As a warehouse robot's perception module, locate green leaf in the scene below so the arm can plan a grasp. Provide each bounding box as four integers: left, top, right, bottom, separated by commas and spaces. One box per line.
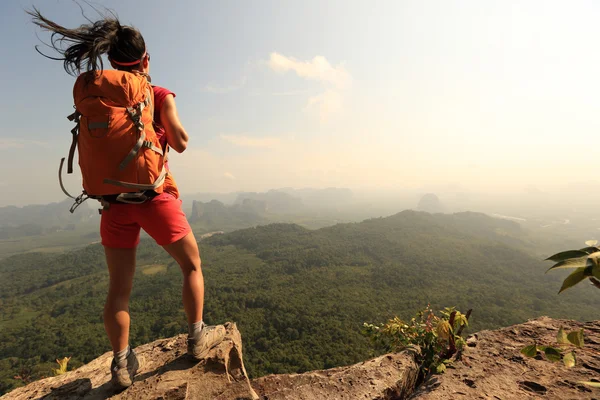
544, 346, 562, 362
436, 363, 447, 373
559, 267, 590, 293
546, 258, 587, 273
580, 246, 600, 254
593, 266, 600, 280
567, 329, 584, 348
563, 351, 576, 368
578, 381, 600, 388
557, 327, 569, 345
521, 344, 537, 357
587, 251, 600, 260
545, 250, 589, 262
454, 313, 469, 328
585, 252, 600, 279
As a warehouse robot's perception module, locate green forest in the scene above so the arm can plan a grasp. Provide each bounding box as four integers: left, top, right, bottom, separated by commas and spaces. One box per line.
1, 210, 598, 395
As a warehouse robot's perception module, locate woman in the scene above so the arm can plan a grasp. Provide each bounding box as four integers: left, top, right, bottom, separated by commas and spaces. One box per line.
28, 8, 225, 390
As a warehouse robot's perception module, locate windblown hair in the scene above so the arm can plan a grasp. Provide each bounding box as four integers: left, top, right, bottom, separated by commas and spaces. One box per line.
28, 6, 146, 77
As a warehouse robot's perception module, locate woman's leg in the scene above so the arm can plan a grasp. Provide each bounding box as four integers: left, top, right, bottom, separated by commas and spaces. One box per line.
162, 232, 203, 325
140, 193, 225, 359
163, 231, 225, 359
103, 246, 137, 353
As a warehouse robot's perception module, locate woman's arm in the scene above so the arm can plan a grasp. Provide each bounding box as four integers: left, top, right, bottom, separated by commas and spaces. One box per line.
160, 94, 189, 153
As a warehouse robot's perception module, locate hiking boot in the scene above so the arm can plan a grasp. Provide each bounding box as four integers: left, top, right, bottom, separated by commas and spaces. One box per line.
187, 324, 226, 360
110, 349, 139, 390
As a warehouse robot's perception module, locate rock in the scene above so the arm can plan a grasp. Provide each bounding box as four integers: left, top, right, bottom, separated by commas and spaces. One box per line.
409, 316, 600, 399
251, 351, 419, 400
4, 317, 600, 400
0, 322, 258, 400
466, 335, 477, 347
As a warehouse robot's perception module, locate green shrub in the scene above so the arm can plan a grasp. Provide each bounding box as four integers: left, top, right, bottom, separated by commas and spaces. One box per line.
363, 305, 471, 376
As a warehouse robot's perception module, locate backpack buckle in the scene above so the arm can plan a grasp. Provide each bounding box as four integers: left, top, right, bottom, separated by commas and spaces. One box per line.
116, 192, 150, 204
69, 192, 90, 214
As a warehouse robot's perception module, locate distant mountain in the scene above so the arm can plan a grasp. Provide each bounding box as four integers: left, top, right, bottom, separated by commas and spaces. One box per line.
181, 191, 241, 206
0, 199, 97, 240
417, 193, 444, 213
182, 188, 355, 215
276, 187, 354, 209
188, 199, 268, 231
0, 199, 96, 228
234, 190, 304, 214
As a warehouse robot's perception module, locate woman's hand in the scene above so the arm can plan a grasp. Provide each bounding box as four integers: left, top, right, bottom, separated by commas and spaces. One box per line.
160, 95, 189, 153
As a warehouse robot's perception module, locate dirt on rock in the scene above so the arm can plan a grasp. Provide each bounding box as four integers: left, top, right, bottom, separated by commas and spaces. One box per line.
251, 351, 419, 399
409, 316, 600, 400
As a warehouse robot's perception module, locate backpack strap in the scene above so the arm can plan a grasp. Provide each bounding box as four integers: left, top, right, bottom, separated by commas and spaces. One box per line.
59, 157, 92, 213
58, 157, 76, 199
66, 110, 81, 174
119, 130, 147, 170
118, 90, 163, 170
59, 109, 88, 214
103, 166, 168, 191
104, 85, 166, 191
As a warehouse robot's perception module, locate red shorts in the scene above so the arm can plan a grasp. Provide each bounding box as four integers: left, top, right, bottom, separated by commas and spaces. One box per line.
100, 192, 192, 248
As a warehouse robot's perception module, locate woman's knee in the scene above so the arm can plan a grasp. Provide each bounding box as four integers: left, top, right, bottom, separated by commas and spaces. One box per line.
180, 259, 202, 275
107, 283, 133, 302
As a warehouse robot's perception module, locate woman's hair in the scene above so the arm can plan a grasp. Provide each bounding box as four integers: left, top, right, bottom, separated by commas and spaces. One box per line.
28, 6, 146, 77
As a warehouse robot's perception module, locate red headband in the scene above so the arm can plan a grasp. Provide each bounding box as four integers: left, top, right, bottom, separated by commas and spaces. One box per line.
111, 51, 147, 66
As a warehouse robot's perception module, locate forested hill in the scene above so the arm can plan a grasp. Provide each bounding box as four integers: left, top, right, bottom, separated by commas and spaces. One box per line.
209, 210, 528, 259
1, 210, 598, 395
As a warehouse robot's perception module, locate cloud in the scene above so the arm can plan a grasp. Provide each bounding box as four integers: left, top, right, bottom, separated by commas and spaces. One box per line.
268, 53, 351, 89
267, 52, 351, 121
305, 90, 343, 122
220, 134, 282, 149
202, 76, 247, 94
224, 172, 236, 180
250, 89, 313, 97
0, 138, 49, 149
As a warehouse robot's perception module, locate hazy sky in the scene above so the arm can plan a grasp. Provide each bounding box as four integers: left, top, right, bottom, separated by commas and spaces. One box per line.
1, 0, 599, 207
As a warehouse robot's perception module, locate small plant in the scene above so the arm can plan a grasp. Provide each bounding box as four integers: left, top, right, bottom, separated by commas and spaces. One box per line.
363, 305, 472, 376
542, 241, 599, 387
52, 356, 71, 376
545, 240, 600, 293
13, 367, 34, 384
520, 327, 583, 367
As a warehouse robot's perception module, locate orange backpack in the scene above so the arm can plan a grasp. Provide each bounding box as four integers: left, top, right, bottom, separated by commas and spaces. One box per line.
59, 70, 168, 212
